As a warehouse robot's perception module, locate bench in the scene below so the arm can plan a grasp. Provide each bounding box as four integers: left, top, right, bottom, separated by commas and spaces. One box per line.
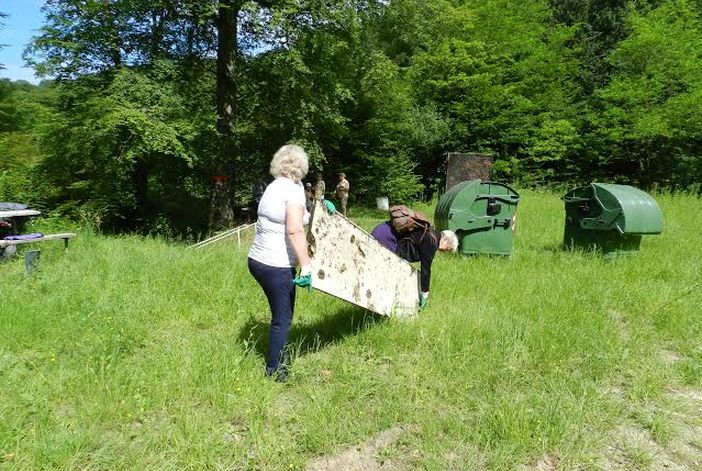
0, 232, 77, 257
0, 209, 41, 218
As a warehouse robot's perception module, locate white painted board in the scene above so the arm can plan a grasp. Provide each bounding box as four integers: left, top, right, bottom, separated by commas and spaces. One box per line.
0, 210, 41, 218
307, 202, 419, 317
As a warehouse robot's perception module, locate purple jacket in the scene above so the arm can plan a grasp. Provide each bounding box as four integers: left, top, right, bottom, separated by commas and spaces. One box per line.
3, 232, 44, 240
371, 221, 439, 293
371, 222, 397, 252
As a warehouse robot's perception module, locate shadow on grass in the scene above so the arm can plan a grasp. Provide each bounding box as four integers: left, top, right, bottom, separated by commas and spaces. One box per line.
543, 242, 612, 259
238, 306, 384, 360
542, 242, 568, 254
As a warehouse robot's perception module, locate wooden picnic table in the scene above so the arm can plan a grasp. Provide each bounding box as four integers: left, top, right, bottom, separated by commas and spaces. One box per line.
0, 209, 77, 258
0, 209, 39, 237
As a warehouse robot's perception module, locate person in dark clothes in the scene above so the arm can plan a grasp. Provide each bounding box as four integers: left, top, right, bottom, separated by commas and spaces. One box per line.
314, 173, 326, 201
371, 221, 458, 308
304, 182, 314, 212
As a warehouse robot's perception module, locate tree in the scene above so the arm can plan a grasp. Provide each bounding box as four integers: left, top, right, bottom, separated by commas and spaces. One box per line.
26, 1, 221, 231
406, 0, 581, 184
0, 79, 57, 204
234, 1, 432, 203
211, 0, 240, 228
208, 0, 376, 225
588, 0, 702, 187
26, 0, 218, 79
548, 0, 632, 94
0, 11, 6, 70
34, 63, 212, 231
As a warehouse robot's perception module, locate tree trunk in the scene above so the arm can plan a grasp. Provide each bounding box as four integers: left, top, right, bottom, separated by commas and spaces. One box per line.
131, 157, 149, 229
211, 0, 240, 229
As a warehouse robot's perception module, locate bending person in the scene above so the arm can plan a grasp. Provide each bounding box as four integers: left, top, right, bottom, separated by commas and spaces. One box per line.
248, 144, 311, 382
371, 219, 458, 309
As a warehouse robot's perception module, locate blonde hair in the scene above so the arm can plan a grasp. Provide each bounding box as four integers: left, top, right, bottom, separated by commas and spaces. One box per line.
440, 230, 459, 252
270, 144, 309, 183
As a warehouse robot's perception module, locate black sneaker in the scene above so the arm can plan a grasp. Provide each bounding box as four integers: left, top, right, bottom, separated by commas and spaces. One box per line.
265, 366, 289, 383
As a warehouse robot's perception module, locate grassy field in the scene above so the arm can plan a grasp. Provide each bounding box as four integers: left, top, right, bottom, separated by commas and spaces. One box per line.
1, 190, 701, 470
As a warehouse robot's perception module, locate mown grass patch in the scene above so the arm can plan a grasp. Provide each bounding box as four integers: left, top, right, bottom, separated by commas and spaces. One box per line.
1, 190, 700, 469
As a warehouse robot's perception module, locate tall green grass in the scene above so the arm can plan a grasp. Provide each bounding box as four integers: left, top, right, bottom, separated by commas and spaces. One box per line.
1, 190, 700, 469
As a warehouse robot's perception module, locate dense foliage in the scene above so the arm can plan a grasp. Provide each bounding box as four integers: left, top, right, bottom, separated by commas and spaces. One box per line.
1, 0, 701, 234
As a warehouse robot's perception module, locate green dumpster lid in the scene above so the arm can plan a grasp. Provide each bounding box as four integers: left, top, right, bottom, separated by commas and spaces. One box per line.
435, 179, 520, 232
565, 183, 663, 234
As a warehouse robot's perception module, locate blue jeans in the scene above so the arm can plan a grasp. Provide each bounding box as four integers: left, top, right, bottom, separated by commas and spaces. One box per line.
248, 257, 296, 374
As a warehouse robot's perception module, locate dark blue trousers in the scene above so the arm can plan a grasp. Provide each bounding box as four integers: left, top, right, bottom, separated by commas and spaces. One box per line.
248, 257, 296, 374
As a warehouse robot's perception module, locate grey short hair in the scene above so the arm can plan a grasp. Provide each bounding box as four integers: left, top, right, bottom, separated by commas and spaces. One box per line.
270, 144, 309, 183
440, 230, 459, 252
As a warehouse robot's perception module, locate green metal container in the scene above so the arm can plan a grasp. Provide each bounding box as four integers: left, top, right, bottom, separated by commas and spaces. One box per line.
435, 180, 520, 256
563, 183, 663, 258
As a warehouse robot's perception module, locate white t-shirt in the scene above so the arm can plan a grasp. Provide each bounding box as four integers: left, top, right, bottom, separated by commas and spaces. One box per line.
248, 177, 310, 268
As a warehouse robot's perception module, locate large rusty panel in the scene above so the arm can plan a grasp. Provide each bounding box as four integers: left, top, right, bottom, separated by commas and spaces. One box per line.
307, 203, 419, 317
445, 152, 493, 192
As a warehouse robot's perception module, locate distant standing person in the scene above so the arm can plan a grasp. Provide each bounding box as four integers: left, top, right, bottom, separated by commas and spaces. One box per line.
335, 172, 350, 216
252, 178, 268, 206
314, 173, 326, 201
251, 178, 268, 219
304, 182, 314, 212
248, 144, 312, 382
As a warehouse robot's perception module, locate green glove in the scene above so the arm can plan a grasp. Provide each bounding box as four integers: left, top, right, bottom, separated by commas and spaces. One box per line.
292, 265, 313, 292
322, 199, 336, 214
292, 273, 312, 292
419, 292, 429, 310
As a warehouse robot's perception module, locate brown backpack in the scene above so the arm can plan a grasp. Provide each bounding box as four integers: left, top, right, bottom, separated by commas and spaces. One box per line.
389, 205, 432, 235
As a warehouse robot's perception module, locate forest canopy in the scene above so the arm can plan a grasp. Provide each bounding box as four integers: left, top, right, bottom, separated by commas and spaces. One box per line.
1, 0, 701, 235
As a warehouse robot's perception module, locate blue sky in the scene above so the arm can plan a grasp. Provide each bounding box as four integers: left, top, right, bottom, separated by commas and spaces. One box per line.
1, 1, 44, 83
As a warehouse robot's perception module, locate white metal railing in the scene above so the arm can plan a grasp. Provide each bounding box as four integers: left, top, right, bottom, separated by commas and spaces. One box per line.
189, 223, 255, 250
